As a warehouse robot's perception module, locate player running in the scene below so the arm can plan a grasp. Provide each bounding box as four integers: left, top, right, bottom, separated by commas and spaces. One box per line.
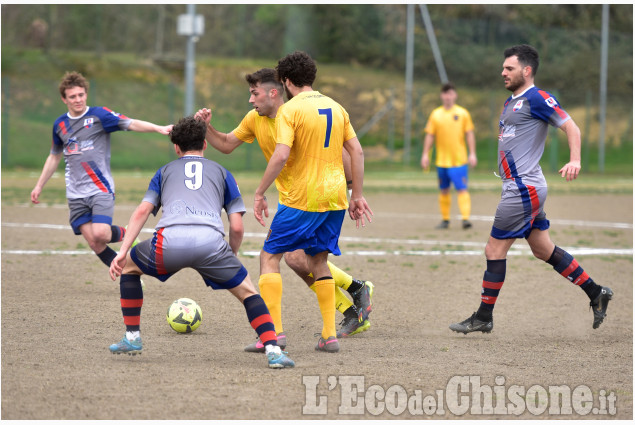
251, 51, 372, 352
195, 68, 374, 351
449, 44, 613, 334
31, 71, 173, 268
108, 116, 294, 369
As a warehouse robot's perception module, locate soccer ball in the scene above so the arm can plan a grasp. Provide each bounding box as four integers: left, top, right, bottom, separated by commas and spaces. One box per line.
166, 298, 202, 333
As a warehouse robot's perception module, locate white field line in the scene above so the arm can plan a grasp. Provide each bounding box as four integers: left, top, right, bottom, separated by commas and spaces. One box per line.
10, 203, 635, 229
2, 222, 632, 257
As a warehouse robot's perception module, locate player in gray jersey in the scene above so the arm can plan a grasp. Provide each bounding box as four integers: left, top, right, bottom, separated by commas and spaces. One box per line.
107, 116, 294, 368
449, 44, 613, 335
30, 71, 173, 268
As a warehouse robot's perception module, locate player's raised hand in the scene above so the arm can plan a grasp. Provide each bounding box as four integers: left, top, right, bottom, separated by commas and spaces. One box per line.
109, 252, 127, 281
253, 196, 269, 227
559, 160, 581, 181
195, 108, 212, 125
349, 197, 373, 229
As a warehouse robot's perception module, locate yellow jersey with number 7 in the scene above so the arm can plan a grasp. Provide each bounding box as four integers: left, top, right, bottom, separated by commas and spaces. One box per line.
275, 91, 356, 212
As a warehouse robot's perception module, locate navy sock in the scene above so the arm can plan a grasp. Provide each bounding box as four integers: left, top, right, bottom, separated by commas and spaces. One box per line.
476, 259, 506, 322
244, 294, 277, 347
110, 225, 125, 243
96, 246, 117, 267
547, 246, 602, 301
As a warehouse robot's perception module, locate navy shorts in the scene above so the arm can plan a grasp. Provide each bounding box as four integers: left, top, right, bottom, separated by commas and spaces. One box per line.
263, 204, 345, 256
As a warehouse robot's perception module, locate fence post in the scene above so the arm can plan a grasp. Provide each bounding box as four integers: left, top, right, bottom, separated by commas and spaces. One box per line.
2, 77, 9, 167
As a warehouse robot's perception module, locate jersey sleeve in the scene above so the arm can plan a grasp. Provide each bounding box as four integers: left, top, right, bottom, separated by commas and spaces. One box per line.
424, 110, 437, 135
142, 168, 163, 216
232, 110, 256, 144
96, 107, 132, 133
223, 170, 246, 216
532, 90, 571, 128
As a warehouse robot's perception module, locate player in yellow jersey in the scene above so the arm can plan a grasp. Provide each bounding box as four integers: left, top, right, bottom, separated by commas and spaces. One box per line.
421, 82, 477, 229
252, 51, 372, 353
194, 67, 374, 353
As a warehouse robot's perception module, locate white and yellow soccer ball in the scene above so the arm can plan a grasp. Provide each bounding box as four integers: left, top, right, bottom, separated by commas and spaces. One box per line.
167, 298, 202, 333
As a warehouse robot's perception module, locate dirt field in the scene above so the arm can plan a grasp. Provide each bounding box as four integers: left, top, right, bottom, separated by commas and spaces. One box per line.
1, 178, 632, 419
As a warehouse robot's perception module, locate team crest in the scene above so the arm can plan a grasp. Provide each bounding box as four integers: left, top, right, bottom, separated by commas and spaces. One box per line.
512, 100, 524, 111
544, 97, 558, 108
83, 118, 94, 128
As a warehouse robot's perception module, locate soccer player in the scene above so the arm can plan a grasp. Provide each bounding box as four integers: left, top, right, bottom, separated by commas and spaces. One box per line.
449, 44, 613, 334
30, 71, 173, 268
420, 82, 477, 229
195, 68, 374, 350
251, 51, 372, 353
108, 116, 294, 369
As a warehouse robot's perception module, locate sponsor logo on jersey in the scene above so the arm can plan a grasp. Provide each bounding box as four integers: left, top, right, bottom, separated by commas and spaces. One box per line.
83, 117, 94, 128
454, 115, 459, 121
65, 138, 81, 155
544, 97, 558, 108
512, 100, 524, 111
80, 139, 95, 152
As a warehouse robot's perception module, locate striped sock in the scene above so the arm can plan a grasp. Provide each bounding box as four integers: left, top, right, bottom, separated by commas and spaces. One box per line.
547, 246, 602, 301
119, 274, 143, 332
243, 294, 277, 347
476, 259, 506, 321
110, 225, 126, 243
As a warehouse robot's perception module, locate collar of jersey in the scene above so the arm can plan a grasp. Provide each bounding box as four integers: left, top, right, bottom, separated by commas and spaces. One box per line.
66, 106, 90, 120
511, 85, 535, 100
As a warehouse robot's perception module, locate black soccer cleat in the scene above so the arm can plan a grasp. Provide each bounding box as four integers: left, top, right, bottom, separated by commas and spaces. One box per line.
436, 220, 450, 229
449, 312, 493, 334
590, 286, 613, 329
462, 220, 473, 229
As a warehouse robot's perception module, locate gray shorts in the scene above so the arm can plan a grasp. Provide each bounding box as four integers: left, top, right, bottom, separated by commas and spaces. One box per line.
490, 181, 550, 239
130, 225, 247, 290
68, 193, 115, 235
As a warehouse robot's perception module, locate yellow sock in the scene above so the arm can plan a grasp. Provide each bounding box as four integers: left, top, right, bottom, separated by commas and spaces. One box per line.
311, 278, 336, 339
439, 192, 451, 221
457, 191, 471, 220
327, 261, 353, 290
258, 273, 283, 334
310, 283, 352, 315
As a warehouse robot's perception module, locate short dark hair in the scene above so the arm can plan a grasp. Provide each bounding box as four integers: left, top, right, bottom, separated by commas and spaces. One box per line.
59, 71, 89, 98
441, 82, 456, 93
245, 68, 283, 92
169, 116, 206, 152
275, 51, 317, 88
504, 44, 539, 77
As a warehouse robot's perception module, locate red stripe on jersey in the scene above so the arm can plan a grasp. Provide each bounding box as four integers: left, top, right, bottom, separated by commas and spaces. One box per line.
560, 260, 579, 279
59, 121, 68, 135
102, 106, 129, 120
499, 151, 512, 179
538, 90, 568, 120
121, 299, 143, 308
482, 280, 504, 290
259, 330, 277, 345
250, 313, 274, 330
123, 316, 141, 326
80, 162, 109, 193
155, 228, 167, 274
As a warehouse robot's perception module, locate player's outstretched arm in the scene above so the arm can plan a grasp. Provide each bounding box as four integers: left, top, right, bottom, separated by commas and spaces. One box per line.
228, 212, 245, 255
194, 108, 244, 154
128, 119, 174, 135
31, 152, 62, 204
558, 119, 582, 182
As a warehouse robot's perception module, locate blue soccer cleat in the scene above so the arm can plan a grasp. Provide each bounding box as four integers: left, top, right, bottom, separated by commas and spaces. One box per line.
109, 335, 143, 355
266, 349, 295, 369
